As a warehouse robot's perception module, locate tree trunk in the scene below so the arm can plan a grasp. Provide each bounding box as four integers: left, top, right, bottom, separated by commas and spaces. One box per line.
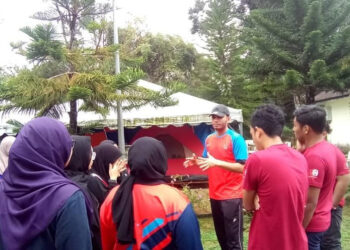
305, 86, 316, 104
69, 100, 78, 134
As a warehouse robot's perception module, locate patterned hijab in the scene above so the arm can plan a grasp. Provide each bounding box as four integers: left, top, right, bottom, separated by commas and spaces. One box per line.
112, 137, 168, 244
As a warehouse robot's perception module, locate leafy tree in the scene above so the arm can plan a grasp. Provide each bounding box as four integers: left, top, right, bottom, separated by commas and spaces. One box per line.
1, 2, 178, 133
240, 0, 283, 10
245, 0, 350, 105
104, 22, 199, 87
30, 0, 112, 132
188, 0, 264, 125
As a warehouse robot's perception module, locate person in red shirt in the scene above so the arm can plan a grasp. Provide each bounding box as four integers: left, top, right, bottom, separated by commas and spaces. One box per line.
243, 104, 308, 250
293, 105, 350, 250
185, 104, 248, 250
100, 137, 203, 250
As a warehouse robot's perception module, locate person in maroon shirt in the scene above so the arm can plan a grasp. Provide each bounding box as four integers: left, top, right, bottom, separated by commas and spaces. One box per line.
243, 104, 308, 250
293, 105, 350, 250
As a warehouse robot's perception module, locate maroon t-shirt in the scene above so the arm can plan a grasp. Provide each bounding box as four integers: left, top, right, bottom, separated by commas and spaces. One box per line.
243, 144, 308, 250
304, 140, 348, 232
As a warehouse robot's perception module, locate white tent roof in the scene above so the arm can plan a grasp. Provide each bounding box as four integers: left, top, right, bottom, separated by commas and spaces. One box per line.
0, 80, 243, 128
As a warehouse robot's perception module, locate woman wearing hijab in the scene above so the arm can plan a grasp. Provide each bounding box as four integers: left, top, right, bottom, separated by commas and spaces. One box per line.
0, 117, 92, 250
99, 139, 118, 148
99, 140, 129, 181
0, 136, 16, 178
89, 143, 126, 205
65, 135, 102, 250
100, 137, 203, 250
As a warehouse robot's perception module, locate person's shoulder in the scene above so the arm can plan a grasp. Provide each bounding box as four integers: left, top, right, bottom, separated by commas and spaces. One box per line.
68, 190, 85, 202
246, 151, 262, 165
58, 190, 85, 214
227, 129, 240, 137
305, 141, 333, 159
156, 184, 190, 203
227, 129, 245, 141
206, 132, 216, 140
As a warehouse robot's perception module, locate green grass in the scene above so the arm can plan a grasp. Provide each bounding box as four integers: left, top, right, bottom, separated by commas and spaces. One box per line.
342, 205, 350, 249
185, 187, 350, 249
199, 205, 350, 250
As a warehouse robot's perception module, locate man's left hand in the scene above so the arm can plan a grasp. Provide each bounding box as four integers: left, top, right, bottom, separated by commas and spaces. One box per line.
197, 153, 218, 171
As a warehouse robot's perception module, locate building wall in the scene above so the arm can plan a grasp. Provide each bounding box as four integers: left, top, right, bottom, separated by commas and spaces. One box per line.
320, 96, 350, 146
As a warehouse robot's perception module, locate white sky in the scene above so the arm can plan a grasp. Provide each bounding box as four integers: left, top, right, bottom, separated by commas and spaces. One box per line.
0, 0, 205, 126
0, 0, 203, 68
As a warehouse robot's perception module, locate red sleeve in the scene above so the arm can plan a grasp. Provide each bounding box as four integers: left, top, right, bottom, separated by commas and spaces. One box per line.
100, 187, 118, 250
306, 155, 325, 188
336, 149, 350, 176
243, 154, 260, 191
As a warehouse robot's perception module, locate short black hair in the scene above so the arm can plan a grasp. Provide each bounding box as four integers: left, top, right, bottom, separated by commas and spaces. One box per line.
251, 104, 285, 137
293, 105, 326, 133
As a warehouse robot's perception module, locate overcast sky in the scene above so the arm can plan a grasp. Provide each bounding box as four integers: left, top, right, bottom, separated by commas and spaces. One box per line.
0, 0, 202, 68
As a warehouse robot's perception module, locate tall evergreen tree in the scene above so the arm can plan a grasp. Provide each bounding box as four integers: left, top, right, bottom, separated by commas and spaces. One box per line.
32, 0, 112, 132
189, 0, 244, 104
1, 21, 177, 133
246, 0, 350, 105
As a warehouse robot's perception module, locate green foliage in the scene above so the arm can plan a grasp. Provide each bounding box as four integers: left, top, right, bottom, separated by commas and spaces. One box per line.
2, 1, 185, 134
246, 0, 350, 105
5, 119, 24, 134
188, 0, 267, 128
14, 24, 64, 63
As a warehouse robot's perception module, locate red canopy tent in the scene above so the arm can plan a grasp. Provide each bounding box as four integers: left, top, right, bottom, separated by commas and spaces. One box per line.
86, 123, 213, 176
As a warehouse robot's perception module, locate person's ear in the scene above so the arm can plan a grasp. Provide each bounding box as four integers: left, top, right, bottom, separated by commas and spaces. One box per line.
255, 127, 264, 139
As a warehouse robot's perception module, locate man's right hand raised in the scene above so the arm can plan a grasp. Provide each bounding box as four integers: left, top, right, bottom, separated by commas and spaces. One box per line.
183, 153, 198, 168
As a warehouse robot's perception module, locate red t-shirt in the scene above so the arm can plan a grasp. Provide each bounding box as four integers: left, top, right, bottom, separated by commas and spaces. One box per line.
304, 140, 349, 232
243, 144, 308, 250
203, 129, 248, 200
334, 148, 349, 207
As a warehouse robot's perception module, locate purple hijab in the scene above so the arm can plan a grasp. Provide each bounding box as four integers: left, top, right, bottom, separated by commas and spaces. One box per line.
0, 117, 88, 250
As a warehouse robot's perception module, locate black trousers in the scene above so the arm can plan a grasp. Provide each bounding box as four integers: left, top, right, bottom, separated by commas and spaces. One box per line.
321, 205, 343, 250
210, 198, 243, 250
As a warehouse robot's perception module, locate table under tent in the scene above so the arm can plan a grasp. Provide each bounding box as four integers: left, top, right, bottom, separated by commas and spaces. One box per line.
74, 80, 244, 187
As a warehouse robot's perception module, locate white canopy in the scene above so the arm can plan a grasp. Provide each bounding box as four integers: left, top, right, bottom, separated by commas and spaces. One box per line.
0, 80, 243, 128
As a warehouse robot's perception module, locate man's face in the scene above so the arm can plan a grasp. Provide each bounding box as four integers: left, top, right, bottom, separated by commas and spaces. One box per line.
211, 115, 229, 131
293, 117, 305, 143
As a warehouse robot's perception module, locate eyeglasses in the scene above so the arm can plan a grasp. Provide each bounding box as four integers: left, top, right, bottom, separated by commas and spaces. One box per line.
72, 140, 76, 148
91, 151, 96, 161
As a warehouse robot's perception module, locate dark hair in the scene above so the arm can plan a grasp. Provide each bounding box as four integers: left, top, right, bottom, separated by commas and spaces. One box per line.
229, 120, 240, 133
293, 105, 326, 133
251, 104, 285, 137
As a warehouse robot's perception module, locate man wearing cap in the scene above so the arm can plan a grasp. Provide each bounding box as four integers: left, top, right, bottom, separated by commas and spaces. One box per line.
185, 104, 248, 250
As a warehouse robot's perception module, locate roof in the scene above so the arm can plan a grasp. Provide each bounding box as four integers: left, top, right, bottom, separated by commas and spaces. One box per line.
60, 80, 243, 127
315, 90, 350, 102
0, 80, 243, 128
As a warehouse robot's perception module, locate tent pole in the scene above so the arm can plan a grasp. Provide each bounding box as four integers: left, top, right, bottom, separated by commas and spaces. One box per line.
113, 0, 125, 154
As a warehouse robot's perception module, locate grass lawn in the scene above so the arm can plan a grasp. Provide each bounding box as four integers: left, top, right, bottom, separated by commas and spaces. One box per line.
199, 204, 350, 250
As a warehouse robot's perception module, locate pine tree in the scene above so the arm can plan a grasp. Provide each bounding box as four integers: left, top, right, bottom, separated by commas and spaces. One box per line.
246, 0, 350, 105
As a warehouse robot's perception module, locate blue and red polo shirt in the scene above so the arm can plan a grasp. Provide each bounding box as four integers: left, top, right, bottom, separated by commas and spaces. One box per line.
203, 129, 248, 200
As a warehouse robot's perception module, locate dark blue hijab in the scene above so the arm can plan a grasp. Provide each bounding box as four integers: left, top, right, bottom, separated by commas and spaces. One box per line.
0, 117, 90, 250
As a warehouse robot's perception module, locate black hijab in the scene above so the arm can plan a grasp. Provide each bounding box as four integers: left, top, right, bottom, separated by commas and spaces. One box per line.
99, 140, 118, 147
112, 137, 168, 244
66, 136, 92, 179
91, 143, 122, 182
64, 135, 102, 250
